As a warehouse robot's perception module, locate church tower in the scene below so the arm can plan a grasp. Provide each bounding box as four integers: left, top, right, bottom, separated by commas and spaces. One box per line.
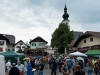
62, 4, 70, 28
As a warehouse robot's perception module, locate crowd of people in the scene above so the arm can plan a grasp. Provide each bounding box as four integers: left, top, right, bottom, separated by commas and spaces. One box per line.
5, 54, 100, 75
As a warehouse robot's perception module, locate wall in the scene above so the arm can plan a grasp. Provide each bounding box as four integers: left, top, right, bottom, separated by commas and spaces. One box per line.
0, 40, 7, 52
30, 42, 47, 49
77, 36, 100, 48
69, 47, 77, 50
7, 44, 13, 50
46, 49, 55, 54
15, 42, 27, 52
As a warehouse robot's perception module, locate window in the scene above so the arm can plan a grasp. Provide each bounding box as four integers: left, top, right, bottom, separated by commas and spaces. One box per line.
22, 46, 25, 48
90, 38, 93, 42
12, 49, 14, 51
93, 45, 98, 49
32, 43, 36, 46
8, 49, 10, 51
0, 48, 3, 52
91, 45, 98, 49
83, 46, 90, 49
0, 41, 4, 45
39, 43, 45, 46
16, 46, 20, 48
84, 40, 86, 43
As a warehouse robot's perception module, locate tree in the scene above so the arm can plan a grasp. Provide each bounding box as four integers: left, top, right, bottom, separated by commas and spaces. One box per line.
51, 23, 74, 53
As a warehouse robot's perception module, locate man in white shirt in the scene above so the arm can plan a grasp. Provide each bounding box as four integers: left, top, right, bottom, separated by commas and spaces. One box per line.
6, 60, 11, 72
16, 61, 24, 75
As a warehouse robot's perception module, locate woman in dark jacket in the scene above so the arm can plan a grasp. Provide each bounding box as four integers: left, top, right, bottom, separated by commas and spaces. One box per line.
74, 65, 85, 75
61, 60, 68, 75
9, 63, 19, 75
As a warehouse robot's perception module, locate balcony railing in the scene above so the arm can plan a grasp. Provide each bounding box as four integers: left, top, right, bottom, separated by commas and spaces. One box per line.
36, 46, 47, 48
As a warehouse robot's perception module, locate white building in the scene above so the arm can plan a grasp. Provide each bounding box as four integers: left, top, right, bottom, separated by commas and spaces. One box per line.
73, 31, 100, 52
0, 34, 15, 52
15, 40, 28, 52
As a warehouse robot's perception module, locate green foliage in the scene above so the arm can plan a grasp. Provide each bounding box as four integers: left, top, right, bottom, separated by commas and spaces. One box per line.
51, 23, 74, 53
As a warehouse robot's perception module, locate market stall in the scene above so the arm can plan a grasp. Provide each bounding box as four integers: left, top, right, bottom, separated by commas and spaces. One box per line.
0, 51, 25, 64
85, 50, 100, 55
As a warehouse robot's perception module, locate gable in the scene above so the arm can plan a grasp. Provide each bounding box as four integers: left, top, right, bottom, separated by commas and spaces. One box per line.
15, 40, 27, 47
30, 36, 48, 44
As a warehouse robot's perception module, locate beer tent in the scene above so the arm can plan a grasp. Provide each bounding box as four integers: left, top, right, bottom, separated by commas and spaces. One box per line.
0, 51, 25, 64
85, 50, 100, 55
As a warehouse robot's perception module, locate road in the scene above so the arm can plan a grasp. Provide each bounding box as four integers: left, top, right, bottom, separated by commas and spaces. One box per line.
34, 67, 95, 75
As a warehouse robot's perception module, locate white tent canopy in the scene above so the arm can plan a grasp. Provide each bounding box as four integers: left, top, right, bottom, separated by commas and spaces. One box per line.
0, 55, 5, 75
69, 51, 87, 57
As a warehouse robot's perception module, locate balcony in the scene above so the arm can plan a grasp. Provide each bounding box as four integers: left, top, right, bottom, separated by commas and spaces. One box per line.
36, 46, 47, 49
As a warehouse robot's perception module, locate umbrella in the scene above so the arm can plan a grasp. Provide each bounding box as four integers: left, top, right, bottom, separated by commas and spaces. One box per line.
23, 57, 30, 60
69, 51, 87, 57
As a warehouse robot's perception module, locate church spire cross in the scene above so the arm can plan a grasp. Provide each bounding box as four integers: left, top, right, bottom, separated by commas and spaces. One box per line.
62, 4, 69, 20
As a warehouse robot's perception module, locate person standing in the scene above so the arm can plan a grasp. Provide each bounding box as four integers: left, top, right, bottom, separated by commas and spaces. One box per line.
87, 60, 93, 75
42, 58, 46, 69
35, 58, 40, 74
6, 60, 11, 73
49, 59, 52, 69
9, 63, 19, 75
27, 63, 32, 75
61, 60, 68, 75
72, 62, 79, 75
58, 59, 63, 73
16, 61, 24, 75
51, 59, 57, 75
74, 65, 85, 75
66, 57, 73, 74
24, 59, 29, 75
39, 60, 44, 75
94, 60, 98, 75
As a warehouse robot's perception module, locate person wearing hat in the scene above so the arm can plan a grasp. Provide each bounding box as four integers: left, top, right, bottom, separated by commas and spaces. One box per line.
24, 59, 29, 75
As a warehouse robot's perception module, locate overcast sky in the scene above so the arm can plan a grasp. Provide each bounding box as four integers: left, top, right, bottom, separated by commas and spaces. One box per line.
0, 0, 100, 45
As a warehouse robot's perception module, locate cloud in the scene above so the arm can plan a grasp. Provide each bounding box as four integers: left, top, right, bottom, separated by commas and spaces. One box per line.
0, 0, 100, 45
